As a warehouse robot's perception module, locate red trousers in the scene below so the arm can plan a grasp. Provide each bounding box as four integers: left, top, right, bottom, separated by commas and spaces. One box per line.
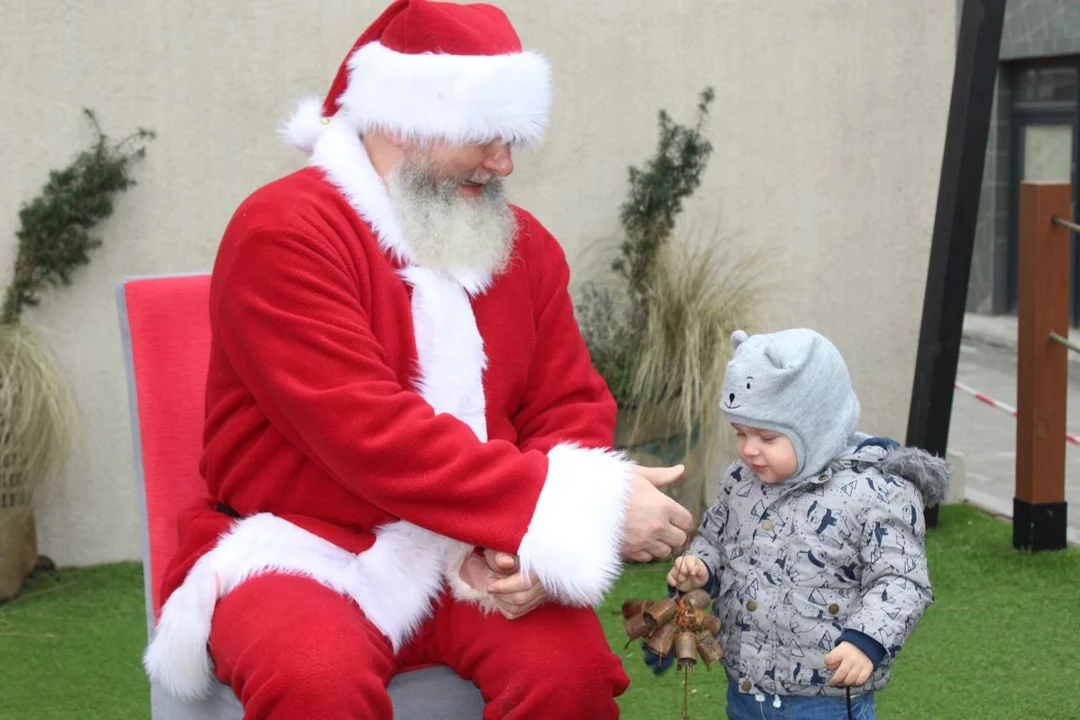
208, 573, 630, 719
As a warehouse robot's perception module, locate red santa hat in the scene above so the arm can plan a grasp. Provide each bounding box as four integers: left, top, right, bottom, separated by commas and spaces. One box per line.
281, 0, 552, 153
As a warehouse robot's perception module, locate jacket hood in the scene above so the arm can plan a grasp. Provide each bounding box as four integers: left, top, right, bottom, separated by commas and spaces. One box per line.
833, 440, 951, 507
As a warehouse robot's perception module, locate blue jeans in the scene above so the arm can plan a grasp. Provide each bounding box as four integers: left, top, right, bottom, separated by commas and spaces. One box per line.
726, 679, 876, 720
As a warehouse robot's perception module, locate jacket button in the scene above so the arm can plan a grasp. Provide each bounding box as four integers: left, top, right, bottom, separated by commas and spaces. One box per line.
746, 600, 757, 611
818, 473, 830, 482
828, 603, 840, 615
761, 519, 774, 531
740, 680, 752, 692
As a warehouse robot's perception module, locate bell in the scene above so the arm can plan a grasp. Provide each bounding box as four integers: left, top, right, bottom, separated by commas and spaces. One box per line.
621, 598, 652, 619
623, 613, 653, 642
645, 622, 678, 657
645, 597, 679, 626
682, 589, 712, 610
695, 631, 724, 668
700, 614, 722, 635
675, 631, 698, 668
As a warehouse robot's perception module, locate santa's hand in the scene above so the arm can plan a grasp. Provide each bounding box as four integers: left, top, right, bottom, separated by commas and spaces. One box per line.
458, 551, 496, 591
486, 569, 549, 620
621, 465, 693, 562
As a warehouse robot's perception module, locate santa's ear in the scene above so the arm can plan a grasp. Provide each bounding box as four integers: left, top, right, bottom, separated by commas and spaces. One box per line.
731, 330, 749, 350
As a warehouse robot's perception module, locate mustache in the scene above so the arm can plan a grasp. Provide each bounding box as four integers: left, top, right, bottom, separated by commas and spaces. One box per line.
417, 170, 504, 200
464, 171, 496, 185
405, 159, 497, 187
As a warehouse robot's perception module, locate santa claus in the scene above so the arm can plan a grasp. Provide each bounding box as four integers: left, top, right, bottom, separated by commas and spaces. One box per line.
144, 1, 692, 717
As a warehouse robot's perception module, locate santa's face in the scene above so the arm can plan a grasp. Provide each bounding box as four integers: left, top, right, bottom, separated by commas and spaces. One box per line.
386, 143, 518, 279
406, 138, 515, 199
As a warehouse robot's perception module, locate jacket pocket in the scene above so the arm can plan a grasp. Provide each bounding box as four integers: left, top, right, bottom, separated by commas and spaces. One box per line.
763, 586, 854, 690
787, 586, 856, 622
784, 585, 854, 655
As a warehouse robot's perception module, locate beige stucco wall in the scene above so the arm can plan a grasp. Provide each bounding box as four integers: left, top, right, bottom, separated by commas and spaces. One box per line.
0, 0, 955, 567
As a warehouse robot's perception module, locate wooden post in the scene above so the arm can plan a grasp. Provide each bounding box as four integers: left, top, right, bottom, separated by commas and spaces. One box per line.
1015, 181, 1071, 551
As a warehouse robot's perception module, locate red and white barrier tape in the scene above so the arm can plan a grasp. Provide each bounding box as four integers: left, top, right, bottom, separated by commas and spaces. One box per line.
954, 380, 1080, 446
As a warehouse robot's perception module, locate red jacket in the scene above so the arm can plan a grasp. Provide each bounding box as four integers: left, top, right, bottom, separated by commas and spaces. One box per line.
146, 128, 632, 701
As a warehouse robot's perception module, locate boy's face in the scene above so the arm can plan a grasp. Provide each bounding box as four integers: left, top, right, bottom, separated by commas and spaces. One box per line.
732, 423, 798, 485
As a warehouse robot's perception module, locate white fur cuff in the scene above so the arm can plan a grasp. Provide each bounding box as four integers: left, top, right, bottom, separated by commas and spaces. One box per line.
517, 443, 632, 606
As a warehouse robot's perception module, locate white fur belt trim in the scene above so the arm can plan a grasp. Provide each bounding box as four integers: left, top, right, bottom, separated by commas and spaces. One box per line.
144, 516, 458, 700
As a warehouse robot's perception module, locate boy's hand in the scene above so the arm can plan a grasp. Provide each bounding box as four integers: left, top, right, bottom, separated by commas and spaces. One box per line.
824, 642, 873, 687
483, 549, 518, 575
487, 568, 550, 620
464, 549, 550, 621
665, 555, 709, 591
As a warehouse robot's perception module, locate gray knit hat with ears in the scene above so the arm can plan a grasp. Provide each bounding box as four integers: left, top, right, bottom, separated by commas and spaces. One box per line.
721, 328, 860, 482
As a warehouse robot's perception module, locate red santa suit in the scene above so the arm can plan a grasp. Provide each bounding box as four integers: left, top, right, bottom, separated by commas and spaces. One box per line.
143, 2, 634, 717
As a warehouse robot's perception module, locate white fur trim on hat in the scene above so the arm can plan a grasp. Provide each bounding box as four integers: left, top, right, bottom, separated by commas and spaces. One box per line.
282, 41, 551, 153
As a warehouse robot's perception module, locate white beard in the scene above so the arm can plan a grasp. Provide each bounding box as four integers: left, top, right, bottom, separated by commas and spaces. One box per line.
385, 159, 517, 281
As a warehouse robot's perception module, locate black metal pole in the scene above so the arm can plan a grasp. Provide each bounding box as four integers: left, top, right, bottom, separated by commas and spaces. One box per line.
905, 0, 1006, 528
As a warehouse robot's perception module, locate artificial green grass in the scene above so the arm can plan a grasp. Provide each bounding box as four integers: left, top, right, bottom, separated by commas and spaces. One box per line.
604, 504, 1080, 720
873, 505, 1080, 719
2, 504, 1078, 719
0, 561, 148, 720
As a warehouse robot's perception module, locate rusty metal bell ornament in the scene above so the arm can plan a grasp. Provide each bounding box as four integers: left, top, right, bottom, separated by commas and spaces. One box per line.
622, 590, 725, 720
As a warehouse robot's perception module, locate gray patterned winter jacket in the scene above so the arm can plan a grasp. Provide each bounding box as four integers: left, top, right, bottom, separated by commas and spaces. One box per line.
686, 441, 949, 698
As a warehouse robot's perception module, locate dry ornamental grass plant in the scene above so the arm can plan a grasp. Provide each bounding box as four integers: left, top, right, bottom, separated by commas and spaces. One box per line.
629, 241, 763, 471
576, 89, 762, 527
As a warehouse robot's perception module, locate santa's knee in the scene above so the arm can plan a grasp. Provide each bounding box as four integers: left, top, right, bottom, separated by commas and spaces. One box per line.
210, 580, 394, 719
511, 634, 628, 710
231, 636, 393, 719
561, 647, 627, 693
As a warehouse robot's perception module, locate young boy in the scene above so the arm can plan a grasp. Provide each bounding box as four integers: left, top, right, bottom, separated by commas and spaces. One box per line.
645, 328, 949, 719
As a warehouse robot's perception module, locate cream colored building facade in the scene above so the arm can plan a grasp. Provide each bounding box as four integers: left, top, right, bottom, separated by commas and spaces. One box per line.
0, 1, 956, 567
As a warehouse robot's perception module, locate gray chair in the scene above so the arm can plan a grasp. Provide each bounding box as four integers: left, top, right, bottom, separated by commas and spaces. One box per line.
117, 273, 485, 719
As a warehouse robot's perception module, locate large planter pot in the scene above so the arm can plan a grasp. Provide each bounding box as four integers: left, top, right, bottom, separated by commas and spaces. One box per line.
614, 405, 712, 544
0, 473, 37, 601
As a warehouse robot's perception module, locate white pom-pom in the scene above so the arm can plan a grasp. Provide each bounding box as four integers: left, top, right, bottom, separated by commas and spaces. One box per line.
278, 97, 328, 153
